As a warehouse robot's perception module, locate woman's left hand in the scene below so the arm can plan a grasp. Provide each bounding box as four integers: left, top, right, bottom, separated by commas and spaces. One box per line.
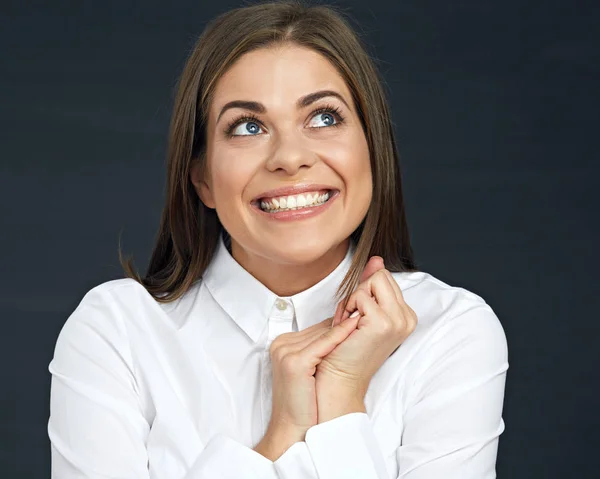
315, 257, 418, 404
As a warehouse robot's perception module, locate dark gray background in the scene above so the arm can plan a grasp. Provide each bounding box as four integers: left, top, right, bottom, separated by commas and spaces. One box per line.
1, 0, 598, 477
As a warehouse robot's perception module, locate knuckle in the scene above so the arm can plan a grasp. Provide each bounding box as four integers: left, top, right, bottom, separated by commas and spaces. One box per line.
405, 308, 418, 326
269, 334, 283, 349
379, 269, 388, 280
394, 320, 408, 335
280, 352, 301, 373
270, 330, 295, 349
353, 283, 368, 297
356, 288, 370, 300
375, 319, 393, 335
408, 315, 418, 333
269, 346, 282, 362
320, 328, 334, 340
269, 341, 288, 361
370, 270, 386, 283
399, 310, 418, 335
269, 335, 281, 350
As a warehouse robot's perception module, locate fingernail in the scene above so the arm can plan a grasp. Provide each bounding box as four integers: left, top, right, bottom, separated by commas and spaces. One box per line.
349, 310, 360, 319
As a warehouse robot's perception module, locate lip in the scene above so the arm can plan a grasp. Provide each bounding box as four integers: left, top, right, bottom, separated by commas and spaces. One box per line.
252, 183, 339, 202
251, 190, 340, 222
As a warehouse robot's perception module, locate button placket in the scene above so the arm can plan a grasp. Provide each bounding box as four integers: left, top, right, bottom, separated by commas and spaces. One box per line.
266, 298, 294, 346
262, 298, 295, 431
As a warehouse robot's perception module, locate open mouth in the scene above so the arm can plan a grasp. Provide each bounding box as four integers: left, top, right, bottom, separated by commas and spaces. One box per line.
255, 189, 335, 213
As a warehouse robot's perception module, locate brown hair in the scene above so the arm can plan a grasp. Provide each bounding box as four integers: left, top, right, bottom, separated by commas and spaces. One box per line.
119, 0, 419, 305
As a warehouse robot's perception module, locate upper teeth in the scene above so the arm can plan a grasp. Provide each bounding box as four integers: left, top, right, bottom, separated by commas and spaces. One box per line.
260, 191, 331, 211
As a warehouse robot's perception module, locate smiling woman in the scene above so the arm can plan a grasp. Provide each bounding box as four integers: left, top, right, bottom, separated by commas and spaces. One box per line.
47, 1, 508, 478
190, 44, 374, 293
121, 0, 419, 304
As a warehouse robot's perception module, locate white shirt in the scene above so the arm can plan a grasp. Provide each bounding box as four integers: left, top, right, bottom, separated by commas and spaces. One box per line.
48, 235, 508, 478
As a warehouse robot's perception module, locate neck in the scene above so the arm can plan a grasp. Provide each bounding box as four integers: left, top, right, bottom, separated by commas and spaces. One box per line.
230, 238, 350, 297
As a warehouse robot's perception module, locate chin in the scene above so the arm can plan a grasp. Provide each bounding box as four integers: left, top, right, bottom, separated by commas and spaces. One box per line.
255, 235, 344, 267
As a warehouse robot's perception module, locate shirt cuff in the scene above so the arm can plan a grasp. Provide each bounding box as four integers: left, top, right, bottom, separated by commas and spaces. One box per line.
186, 433, 278, 479
304, 412, 389, 479
273, 441, 318, 478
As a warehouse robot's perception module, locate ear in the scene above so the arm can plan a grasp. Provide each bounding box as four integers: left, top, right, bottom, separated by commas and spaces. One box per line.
190, 161, 216, 209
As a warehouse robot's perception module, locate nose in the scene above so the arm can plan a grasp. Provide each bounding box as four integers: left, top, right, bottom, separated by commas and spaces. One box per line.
264, 133, 318, 175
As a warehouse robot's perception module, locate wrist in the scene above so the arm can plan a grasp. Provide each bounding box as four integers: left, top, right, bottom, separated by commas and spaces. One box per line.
317, 391, 366, 424
254, 424, 306, 462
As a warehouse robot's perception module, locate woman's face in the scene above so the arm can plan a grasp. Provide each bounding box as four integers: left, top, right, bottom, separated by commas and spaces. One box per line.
192, 44, 372, 268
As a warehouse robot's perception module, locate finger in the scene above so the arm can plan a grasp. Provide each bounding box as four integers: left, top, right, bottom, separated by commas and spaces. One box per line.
359, 256, 385, 283
342, 288, 382, 320
331, 300, 345, 328
380, 272, 417, 332
344, 270, 398, 319
338, 279, 373, 323
369, 270, 402, 313
333, 255, 390, 325
276, 317, 331, 347
382, 269, 405, 304
354, 272, 416, 335
332, 299, 351, 327
280, 314, 357, 354
336, 258, 385, 324
300, 315, 361, 363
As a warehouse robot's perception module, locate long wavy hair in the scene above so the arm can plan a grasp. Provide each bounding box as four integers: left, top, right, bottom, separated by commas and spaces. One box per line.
119, 0, 419, 305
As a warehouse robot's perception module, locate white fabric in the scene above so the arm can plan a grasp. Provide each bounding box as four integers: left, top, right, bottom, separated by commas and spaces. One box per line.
48, 234, 508, 478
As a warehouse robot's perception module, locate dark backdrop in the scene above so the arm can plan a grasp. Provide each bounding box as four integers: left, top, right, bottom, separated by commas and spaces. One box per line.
1, 0, 598, 477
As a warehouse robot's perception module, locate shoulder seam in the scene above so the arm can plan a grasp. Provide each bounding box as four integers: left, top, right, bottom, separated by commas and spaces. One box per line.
77, 283, 145, 409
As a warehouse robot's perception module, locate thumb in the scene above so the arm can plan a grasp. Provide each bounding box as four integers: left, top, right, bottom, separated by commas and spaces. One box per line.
359, 256, 385, 283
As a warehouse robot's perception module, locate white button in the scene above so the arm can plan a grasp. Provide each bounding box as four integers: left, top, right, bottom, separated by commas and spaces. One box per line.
275, 299, 288, 311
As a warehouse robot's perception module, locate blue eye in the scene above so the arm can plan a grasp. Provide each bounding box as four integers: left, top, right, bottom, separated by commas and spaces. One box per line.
309, 112, 336, 128
224, 104, 345, 138
228, 119, 263, 137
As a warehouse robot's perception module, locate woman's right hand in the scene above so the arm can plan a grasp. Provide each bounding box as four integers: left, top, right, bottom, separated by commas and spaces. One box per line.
258, 257, 385, 460
265, 314, 361, 443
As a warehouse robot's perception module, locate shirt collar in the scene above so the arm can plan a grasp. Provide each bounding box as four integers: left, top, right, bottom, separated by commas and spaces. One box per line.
202, 233, 355, 343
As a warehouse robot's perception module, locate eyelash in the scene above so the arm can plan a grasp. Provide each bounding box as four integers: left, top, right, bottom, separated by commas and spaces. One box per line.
224, 103, 345, 138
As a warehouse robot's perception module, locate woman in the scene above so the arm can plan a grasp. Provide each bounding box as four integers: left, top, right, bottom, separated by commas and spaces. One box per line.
47, 1, 508, 477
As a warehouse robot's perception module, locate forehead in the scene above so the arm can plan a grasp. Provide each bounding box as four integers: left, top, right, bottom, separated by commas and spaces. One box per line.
210, 45, 351, 111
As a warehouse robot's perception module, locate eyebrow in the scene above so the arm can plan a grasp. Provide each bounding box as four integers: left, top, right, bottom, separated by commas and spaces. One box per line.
215, 89, 351, 124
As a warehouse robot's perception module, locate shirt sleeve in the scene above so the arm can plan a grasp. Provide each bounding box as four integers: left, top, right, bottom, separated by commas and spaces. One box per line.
272, 303, 508, 479
48, 296, 278, 479
396, 303, 508, 478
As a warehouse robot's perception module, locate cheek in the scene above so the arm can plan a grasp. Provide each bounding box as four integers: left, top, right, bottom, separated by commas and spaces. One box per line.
328, 135, 372, 191
210, 150, 258, 207
345, 137, 372, 215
